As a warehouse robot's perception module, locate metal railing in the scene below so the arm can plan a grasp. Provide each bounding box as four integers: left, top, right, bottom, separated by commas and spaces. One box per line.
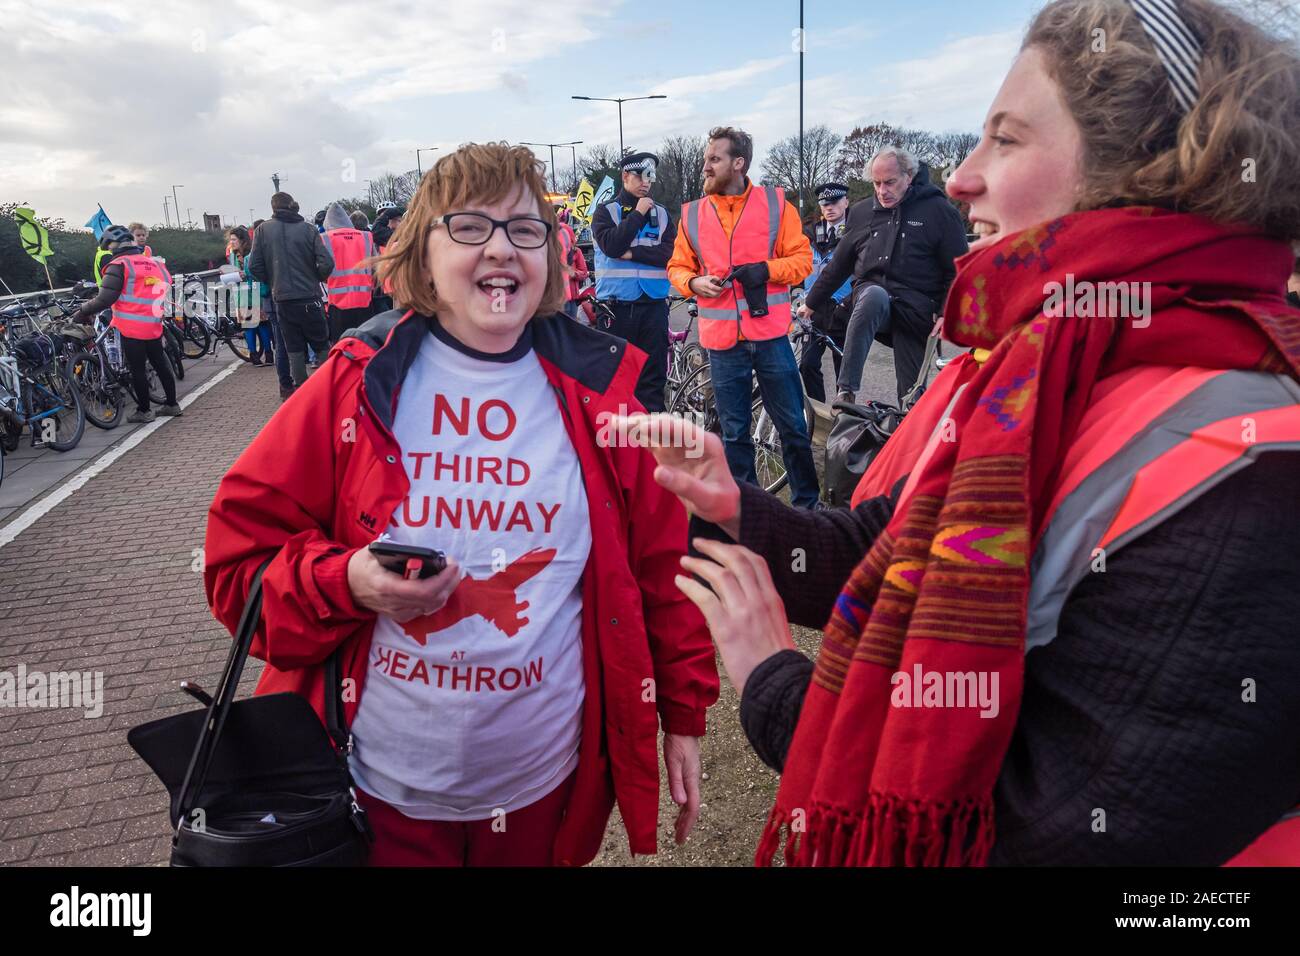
0, 268, 225, 305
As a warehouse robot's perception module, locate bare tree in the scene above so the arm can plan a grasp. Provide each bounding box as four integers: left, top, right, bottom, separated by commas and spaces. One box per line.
368, 170, 420, 206
930, 132, 977, 171
837, 123, 946, 180
577, 144, 623, 189
655, 135, 707, 213
758, 124, 842, 214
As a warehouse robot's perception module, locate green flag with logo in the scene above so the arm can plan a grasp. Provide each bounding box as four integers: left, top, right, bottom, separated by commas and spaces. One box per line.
14, 208, 54, 263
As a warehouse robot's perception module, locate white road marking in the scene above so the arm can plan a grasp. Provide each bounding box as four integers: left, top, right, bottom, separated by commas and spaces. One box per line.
0, 358, 244, 551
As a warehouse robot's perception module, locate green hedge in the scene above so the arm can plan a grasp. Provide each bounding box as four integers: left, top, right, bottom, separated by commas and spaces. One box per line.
0, 218, 228, 294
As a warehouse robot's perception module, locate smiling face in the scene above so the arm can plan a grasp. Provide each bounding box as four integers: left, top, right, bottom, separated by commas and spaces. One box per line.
424, 184, 549, 353
947, 46, 1085, 253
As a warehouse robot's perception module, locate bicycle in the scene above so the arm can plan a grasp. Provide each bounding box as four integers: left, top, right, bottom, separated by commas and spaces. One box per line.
0, 323, 85, 453
163, 273, 258, 364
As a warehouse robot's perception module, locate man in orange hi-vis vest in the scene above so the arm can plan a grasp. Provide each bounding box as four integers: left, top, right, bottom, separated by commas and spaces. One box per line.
321, 203, 377, 343
668, 126, 820, 508
75, 224, 180, 423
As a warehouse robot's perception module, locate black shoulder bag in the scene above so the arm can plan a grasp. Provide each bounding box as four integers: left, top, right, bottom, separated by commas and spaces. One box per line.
127, 562, 373, 866
823, 318, 944, 508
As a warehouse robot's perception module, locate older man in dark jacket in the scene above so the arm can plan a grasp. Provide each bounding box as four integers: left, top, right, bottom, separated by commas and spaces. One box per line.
803, 148, 968, 406
249, 191, 334, 389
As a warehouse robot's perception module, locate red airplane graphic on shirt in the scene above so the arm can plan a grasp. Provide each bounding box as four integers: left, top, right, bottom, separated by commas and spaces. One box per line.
400, 547, 557, 644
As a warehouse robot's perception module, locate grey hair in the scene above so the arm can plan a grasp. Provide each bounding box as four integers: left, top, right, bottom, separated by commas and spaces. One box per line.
869, 146, 918, 178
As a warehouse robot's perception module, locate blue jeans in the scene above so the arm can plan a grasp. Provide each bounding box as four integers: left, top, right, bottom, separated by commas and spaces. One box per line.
708, 337, 820, 508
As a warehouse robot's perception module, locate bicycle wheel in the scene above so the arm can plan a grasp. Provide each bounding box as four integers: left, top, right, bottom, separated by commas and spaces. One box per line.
221, 319, 254, 363
750, 390, 816, 497
28, 364, 85, 451
667, 364, 719, 434
163, 323, 186, 380
70, 349, 125, 430
145, 361, 168, 406
751, 395, 788, 495
181, 315, 211, 359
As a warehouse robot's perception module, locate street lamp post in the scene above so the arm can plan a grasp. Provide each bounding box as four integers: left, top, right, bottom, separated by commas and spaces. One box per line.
416, 147, 439, 178
162, 196, 171, 229
171, 185, 184, 229
570, 95, 666, 159
186, 208, 194, 230
519, 141, 583, 192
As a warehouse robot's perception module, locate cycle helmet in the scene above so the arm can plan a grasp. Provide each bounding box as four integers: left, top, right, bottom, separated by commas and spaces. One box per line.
376, 200, 398, 212
99, 224, 135, 251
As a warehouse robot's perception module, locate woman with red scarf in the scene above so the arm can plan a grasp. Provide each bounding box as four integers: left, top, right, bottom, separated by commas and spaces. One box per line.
631, 0, 1300, 866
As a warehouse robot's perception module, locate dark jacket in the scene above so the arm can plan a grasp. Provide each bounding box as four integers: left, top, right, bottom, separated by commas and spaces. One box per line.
248, 210, 334, 303
591, 188, 677, 268
806, 165, 968, 336
76, 244, 142, 319
720, 448, 1300, 865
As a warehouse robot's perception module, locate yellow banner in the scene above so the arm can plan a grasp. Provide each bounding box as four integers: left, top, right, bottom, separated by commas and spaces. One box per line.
572, 178, 595, 223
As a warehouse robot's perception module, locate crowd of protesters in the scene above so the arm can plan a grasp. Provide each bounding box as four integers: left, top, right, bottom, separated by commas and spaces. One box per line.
201, 0, 1300, 869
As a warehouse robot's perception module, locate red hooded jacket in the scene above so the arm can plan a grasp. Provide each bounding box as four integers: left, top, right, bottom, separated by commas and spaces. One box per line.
203, 309, 719, 865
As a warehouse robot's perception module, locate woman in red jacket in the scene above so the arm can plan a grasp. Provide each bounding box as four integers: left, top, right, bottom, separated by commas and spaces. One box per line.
203, 142, 718, 867
638, 0, 1300, 866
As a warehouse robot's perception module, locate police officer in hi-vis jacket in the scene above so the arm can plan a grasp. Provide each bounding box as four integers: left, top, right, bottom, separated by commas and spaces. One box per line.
591, 151, 677, 412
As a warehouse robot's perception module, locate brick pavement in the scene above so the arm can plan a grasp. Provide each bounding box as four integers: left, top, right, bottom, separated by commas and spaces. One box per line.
0, 362, 282, 865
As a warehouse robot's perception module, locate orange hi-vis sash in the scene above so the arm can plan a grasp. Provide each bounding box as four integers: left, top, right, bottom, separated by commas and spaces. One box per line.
681, 186, 793, 350
108, 253, 171, 340
324, 228, 376, 309
851, 359, 1300, 864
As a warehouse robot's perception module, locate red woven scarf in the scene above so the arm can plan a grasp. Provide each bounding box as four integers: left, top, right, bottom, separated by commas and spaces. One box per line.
757, 207, 1300, 866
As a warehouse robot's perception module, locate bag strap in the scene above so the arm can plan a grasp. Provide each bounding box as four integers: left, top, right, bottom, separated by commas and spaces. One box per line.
174, 558, 349, 827
900, 314, 944, 412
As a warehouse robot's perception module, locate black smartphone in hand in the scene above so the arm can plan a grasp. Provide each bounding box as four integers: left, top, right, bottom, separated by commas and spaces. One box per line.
368, 542, 447, 580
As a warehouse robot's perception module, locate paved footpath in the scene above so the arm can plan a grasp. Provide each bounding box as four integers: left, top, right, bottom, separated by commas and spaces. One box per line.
0, 361, 281, 865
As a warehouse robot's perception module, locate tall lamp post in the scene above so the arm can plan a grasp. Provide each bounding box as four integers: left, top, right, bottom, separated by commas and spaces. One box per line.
570, 94, 666, 158
162, 196, 171, 228
416, 147, 439, 178
519, 141, 583, 192
798, 0, 805, 216
171, 185, 184, 229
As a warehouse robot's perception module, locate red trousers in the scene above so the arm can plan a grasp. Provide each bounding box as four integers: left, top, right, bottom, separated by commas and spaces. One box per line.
357, 773, 576, 867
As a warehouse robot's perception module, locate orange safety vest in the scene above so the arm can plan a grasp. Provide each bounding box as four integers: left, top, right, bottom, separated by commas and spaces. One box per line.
681, 186, 793, 350
853, 358, 1300, 864
108, 253, 171, 340
324, 228, 376, 309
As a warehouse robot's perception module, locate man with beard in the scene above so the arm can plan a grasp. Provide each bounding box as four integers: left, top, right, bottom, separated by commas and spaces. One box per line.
668, 126, 819, 508
591, 151, 677, 411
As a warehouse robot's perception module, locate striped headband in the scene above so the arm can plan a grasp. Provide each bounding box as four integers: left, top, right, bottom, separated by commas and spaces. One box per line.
1129, 0, 1203, 114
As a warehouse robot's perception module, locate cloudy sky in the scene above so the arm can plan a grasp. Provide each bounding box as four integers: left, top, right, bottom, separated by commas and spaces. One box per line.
0, 0, 1043, 230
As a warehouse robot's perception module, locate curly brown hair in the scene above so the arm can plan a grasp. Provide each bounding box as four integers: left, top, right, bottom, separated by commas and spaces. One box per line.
1024, 0, 1300, 240
373, 143, 565, 317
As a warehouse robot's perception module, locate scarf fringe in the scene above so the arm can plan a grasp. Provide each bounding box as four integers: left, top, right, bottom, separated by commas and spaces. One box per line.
756, 794, 996, 867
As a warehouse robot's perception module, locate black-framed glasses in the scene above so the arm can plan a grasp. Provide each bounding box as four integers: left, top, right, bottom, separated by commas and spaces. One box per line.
432, 213, 552, 249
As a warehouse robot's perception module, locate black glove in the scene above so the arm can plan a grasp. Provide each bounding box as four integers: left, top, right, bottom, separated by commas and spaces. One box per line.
729, 261, 769, 288
729, 262, 770, 318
